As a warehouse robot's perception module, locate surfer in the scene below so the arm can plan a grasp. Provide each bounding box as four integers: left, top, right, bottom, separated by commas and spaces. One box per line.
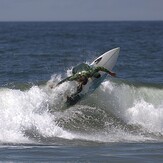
64, 63, 116, 102
53, 47, 120, 107
63, 63, 116, 105
54, 63, 116, 105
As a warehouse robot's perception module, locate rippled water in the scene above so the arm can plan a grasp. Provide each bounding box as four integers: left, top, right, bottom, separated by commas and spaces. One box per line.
0, 22, 163, 162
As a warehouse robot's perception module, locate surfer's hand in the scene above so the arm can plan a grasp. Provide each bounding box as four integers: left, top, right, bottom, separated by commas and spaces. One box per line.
109, 72, 116, 77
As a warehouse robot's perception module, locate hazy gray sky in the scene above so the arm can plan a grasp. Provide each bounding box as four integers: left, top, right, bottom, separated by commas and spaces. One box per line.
0, 0, 163, 21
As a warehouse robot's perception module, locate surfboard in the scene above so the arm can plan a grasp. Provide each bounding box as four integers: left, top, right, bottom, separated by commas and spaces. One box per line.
91, 47, 120, 71
62, 47, 120, 107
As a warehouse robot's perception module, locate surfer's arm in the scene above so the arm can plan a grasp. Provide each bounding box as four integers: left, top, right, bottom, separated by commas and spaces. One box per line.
68, 74, 81, 81
56, 76, 73, 86
57, 74, 82, 86
95, 67, 116, 77
108, 71, 116, 77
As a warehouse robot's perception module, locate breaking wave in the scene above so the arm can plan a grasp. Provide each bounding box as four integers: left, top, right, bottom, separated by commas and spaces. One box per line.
0, 74, 163, 144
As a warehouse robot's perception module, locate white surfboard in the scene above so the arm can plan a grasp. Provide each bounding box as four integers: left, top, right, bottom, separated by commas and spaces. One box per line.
65, 47, 120, 107
91, 47, 120, 71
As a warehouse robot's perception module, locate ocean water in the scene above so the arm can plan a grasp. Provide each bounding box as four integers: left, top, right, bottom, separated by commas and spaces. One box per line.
0, 21, 163, 162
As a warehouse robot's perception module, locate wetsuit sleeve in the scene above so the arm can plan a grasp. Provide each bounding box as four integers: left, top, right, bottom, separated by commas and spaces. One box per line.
56, 76, 72, 86
56, 73, 81, 86
68, 74, 81, 81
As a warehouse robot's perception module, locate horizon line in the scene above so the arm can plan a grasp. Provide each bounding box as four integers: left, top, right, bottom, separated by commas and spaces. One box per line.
0, 20, 163, 23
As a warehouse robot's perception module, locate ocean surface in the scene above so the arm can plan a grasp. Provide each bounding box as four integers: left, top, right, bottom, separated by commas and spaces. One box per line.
0, 21, 163, 162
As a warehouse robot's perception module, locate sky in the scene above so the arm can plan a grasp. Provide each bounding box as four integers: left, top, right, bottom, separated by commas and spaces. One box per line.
0, 0, 163, 21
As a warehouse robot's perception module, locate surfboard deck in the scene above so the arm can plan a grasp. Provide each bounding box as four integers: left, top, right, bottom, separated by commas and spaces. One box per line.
59, 47, 120, 108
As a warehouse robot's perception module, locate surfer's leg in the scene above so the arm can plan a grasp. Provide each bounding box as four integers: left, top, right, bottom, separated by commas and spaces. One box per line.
76, 84, 83, 93
66, 94, 81, 106
65, 83, 83, 106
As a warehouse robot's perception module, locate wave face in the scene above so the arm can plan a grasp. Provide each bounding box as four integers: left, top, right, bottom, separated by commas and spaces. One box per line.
0, 75, 163, 144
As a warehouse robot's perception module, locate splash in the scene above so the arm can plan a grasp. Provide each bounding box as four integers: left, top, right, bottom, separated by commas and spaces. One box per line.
0, 75, 163, 144
0, 85, 74, 144
96, 79, 163, 135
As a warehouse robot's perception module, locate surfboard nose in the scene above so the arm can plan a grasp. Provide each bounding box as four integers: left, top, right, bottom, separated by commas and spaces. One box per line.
113, 47, 120, 54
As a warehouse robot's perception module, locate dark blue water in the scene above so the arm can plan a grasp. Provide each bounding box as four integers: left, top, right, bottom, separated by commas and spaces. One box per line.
0, 22, 163, 162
